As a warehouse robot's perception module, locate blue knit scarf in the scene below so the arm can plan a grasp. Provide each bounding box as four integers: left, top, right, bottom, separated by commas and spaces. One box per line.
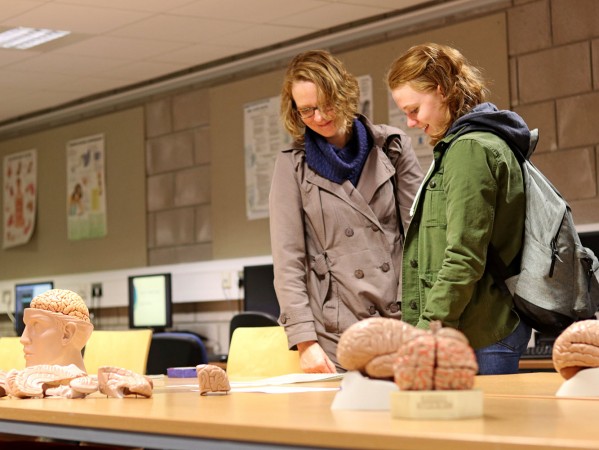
304, 119, 371, 186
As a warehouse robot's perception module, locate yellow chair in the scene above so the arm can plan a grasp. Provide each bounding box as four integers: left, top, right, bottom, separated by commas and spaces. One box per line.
226, 326, 302, 381
83, 329, 153, 375
0, 337, 26, 371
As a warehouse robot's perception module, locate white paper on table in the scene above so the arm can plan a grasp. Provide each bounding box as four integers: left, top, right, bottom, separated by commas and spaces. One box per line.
231, 386, 339, 394
229, 372, 343, 388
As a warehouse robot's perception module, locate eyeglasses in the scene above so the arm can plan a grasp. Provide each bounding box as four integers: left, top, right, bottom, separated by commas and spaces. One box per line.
296, 105, 332, 120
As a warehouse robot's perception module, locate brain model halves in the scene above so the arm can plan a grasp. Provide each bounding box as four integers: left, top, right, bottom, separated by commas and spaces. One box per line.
196, 364, 231, 395
0, 365, 153, 399
337, 318, 478, 390
553, 320, 599, 380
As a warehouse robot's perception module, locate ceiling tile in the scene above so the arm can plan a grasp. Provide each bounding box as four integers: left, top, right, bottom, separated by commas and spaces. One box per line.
53, 36, 188, 60
171, 0, 330, 24
55, 0, 194, 13
7, 53, 129, 76
273, 3, 388, 28
2, 3, 152, 34
99, 60, 190, 82
150, 43, 246, 66
109, 14, 251, 43
213, 24, 316, 49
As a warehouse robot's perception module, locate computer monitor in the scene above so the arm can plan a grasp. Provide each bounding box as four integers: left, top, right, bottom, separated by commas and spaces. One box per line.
128, 273, 172, 332
242, 264, 280, 318
579, 230, 599, 256
14, 281, 54, 336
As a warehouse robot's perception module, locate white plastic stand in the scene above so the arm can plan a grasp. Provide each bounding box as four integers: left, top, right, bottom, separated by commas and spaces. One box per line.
330, 371, 398, 410
556, 367, 599, 397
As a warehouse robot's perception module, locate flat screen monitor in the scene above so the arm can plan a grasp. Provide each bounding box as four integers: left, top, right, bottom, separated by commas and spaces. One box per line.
580, 231, 599, 256
128, 273, 172, 331
242, 264, 280, 319
14, 281, 54, 336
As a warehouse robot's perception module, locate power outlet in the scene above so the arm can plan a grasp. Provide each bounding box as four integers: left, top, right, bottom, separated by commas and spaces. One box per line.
221, 273, 232, 289
91, 283, 103, 297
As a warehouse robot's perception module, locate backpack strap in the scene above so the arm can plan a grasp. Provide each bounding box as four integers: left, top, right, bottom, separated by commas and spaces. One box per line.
439, 125, 521, 297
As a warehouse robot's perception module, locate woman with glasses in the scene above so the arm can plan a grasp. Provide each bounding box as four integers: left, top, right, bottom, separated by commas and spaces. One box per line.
269, 50, 423, 373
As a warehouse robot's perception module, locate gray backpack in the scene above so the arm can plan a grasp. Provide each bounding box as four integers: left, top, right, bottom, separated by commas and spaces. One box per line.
486, 129, 599, 334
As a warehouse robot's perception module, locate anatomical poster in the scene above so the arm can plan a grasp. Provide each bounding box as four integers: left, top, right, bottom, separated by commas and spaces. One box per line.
3, 149, 37, 249
66, 133, 107, 240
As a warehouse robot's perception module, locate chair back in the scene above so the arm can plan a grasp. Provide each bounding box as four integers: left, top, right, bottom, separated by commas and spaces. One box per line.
0, 337, 25, 371
226, 326, 302, 381
83, 329, 153, 375
146, 331, 208, 375
229, 311, 279, 343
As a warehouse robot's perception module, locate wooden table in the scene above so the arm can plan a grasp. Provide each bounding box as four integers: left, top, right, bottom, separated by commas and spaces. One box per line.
1, 372, 599, 450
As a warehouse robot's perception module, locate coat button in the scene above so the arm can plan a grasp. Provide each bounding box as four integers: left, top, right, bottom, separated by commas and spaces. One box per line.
345, 227, 354, 237
368, 305, 376, 315
381, 262, 390, 272
354, 269, 364, 279
409, 300, 418, 310
429, 180, 436, 188
371, 225, 379, 232
281, 315, 288, 324
389, 302, 399, 313
410, 259, 418, 268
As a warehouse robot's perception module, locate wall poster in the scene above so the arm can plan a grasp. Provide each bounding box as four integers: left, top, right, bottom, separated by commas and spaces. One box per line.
244, 96, 291, 220
66, 133, 107, 240
3, 149, 37, 249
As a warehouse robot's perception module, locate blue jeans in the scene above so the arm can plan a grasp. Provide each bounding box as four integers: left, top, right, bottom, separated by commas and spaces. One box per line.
474, 320, 532, 375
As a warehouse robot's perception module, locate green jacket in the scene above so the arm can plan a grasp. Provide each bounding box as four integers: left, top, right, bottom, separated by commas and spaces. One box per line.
401, 131, 525, 349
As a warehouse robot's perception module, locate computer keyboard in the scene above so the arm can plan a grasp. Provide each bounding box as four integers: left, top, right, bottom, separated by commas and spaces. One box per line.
521, 344, 554, 359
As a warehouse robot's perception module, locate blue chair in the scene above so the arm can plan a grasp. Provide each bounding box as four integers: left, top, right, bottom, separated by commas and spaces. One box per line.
145, 331, 208, 375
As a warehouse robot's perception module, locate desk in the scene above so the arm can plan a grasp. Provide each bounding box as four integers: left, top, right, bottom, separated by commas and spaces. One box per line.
1, 373, 599, 450
519, 358, 555, 371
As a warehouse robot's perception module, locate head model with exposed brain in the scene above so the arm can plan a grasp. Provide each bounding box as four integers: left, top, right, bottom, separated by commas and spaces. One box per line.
20, 289, 94, 371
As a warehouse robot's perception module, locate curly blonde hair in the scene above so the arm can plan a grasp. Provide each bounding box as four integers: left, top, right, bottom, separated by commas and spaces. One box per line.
386, 43, 489, 145
280, 50, 359, 142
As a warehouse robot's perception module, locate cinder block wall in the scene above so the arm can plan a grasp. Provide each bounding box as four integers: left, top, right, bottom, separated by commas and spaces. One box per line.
144, 0, 599, 269
509, 0, 599, 224
145, 89, 213, 266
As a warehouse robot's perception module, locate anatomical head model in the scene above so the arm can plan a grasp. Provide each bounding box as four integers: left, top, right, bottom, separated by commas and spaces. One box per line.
20, 289, 94, 371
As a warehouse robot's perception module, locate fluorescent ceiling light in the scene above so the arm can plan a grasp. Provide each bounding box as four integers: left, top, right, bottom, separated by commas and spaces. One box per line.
0, 27, 70, 50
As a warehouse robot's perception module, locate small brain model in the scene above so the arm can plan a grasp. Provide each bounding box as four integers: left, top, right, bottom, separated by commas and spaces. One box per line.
196, 364, 230, 395
552, 320, 599, 380
336, 317, 419, 379
97, 366, 153, 398
393, 321, 478, 390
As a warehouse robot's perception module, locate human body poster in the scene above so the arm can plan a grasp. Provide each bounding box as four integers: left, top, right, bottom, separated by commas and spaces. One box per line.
3, 149, 37, 248
66, 134, 107, 240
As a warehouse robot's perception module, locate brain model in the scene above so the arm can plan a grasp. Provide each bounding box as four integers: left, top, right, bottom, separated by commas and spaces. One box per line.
31, 289, 91, 322
393, 321, 478, 390
196, 364, 230, 395
337, 317, 419, 379
553, 320, 599, 380
0, 365, 153, 399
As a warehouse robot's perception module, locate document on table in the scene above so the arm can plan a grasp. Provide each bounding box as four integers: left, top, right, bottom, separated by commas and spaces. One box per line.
166, 373, 343, 394
230, 372, 343, 387
229, 373, 343, 393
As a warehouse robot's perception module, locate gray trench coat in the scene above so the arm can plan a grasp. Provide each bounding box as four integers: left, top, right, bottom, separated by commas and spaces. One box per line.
269, 115, 423, 368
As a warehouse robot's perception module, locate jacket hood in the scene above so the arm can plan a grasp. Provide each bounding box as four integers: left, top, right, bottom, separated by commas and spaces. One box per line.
446, 103, 531, 157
